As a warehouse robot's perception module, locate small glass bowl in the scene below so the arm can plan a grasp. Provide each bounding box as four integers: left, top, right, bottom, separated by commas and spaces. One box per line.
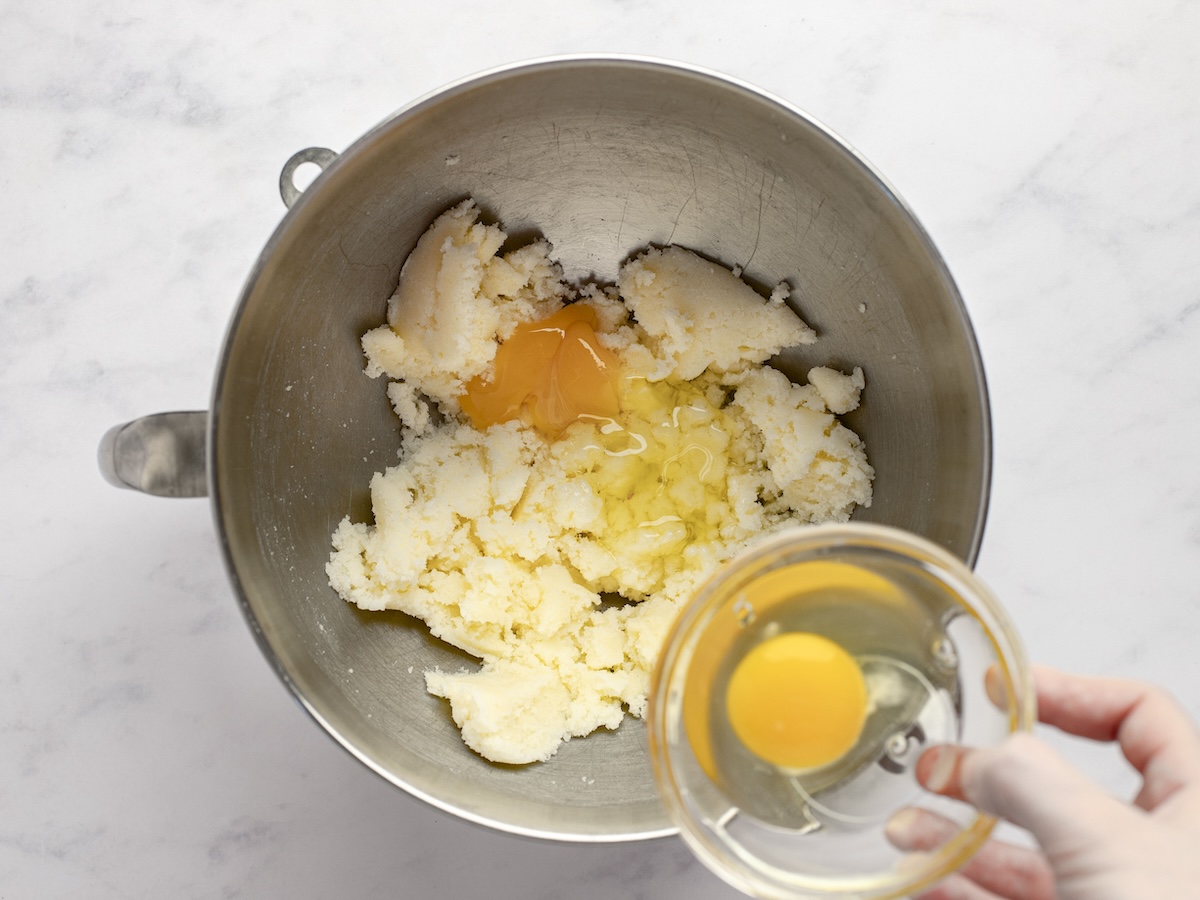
647, 523, 1034, 899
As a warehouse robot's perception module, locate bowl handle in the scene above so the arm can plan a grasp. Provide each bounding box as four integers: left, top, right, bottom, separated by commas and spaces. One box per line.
98, 412, 208, 498
279, 147, 339, 209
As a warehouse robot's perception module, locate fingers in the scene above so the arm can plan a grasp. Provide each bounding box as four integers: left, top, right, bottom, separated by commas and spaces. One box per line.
1028, 665, 1200, 809
915, 735, 1142, 859
910, 872, 1008, 900
886, 807, 1056, 900
1031, 665, 1193, 745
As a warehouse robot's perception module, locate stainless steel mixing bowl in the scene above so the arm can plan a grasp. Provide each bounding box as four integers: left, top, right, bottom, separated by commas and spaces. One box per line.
99, 56, 990, 842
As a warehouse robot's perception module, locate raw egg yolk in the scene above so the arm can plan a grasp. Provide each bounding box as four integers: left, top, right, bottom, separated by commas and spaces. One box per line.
725, 632, 867, 771
459, 305, 620, 438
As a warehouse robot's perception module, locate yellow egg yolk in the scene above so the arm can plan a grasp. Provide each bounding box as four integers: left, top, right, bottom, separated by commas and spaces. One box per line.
725, 632, 868, 771
459, 305, 621, 437
683, 561, 906, 780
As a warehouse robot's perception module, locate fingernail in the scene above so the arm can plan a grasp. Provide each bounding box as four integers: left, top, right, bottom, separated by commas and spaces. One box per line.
985, 666, 1009, 709
920, 746, 958, 794
883, 807, 920, 843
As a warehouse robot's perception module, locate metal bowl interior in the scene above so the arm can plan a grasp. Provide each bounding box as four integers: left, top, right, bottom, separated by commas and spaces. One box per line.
210, 56, 990, 842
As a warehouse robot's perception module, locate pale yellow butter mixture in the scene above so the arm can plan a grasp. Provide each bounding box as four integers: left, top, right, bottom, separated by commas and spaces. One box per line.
327, 200, 874, 764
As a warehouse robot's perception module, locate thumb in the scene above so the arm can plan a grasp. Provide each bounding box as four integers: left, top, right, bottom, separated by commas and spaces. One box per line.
918, 734, 1140, 858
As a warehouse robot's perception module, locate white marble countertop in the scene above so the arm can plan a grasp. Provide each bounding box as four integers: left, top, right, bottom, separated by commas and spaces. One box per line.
3, 1, 1199, 897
